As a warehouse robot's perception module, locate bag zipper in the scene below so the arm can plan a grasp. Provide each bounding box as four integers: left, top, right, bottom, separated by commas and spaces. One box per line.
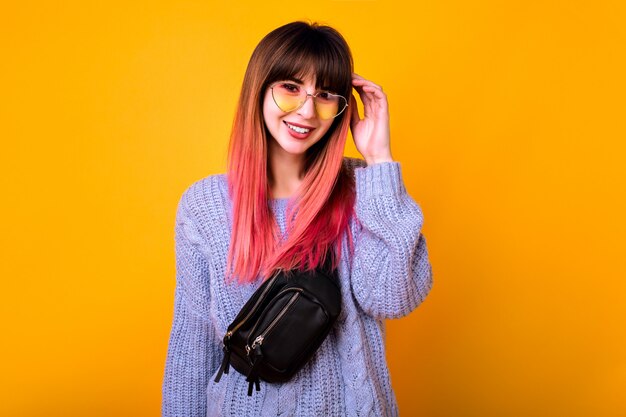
246, 289, 302, 355
224, 269, 281, 341
214, 270, 283, 384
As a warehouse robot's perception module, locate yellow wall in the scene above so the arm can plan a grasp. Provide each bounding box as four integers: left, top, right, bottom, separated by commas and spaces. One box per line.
2, 1, 625, 416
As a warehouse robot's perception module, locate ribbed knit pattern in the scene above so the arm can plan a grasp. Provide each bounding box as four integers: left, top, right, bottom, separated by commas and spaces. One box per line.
162, 157, 433, 417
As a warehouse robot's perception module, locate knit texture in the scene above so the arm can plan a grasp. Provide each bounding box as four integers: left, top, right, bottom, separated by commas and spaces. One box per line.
162, 157, 433, 417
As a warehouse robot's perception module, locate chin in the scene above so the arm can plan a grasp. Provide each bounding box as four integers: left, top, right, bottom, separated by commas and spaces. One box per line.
273, 134, 316, 154
277, 142, 310, 155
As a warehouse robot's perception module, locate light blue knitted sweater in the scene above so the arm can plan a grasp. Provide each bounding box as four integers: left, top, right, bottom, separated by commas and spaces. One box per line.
162, 157, 433, 417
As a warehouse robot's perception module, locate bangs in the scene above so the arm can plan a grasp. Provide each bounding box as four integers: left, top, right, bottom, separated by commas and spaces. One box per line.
265, 29, 352, 97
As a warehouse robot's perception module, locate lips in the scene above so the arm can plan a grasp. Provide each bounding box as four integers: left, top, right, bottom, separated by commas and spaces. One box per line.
283, 121, 315, 139
285, 121, 316, 132
284, 121, 315, 130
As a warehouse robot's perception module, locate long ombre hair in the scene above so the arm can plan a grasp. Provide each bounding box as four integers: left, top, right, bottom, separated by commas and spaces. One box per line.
226, 21, 356, 284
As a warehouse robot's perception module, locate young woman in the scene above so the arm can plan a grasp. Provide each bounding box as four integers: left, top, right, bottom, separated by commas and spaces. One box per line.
162, 21, 433, 417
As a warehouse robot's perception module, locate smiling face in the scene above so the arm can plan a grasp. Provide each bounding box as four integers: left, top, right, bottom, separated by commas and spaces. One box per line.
262, 74, 336, 158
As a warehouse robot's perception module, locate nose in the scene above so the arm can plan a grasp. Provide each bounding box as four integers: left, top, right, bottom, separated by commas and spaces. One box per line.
296, 93, 317, 119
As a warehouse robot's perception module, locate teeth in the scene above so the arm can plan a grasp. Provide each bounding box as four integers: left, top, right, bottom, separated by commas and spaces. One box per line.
286, 122, 310, 134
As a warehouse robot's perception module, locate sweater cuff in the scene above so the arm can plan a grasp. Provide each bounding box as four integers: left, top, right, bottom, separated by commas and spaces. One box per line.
355, 161, 406, 199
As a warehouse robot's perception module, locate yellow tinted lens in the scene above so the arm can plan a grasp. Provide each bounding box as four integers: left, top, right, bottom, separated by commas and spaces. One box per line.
272, 84, 347, 119
272, 83, 304, 112
316, 102, 338, 120
315, 93, 345, 120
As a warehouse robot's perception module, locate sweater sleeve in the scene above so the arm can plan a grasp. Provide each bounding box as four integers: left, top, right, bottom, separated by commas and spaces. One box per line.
162, 191, 215, 417
350, 161, 433, 319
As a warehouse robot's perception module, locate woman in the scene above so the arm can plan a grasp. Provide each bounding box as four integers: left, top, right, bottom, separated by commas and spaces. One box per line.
162, 21, 433, 416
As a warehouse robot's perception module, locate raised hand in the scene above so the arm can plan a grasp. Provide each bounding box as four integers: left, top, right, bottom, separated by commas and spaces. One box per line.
350, 73, 393, 165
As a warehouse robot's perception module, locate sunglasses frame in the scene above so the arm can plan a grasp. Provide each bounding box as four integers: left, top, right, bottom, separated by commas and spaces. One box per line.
269, 82, 349, 120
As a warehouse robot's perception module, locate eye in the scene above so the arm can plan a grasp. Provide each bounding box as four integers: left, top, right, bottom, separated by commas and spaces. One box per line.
316, 91, 335, 101
278, 82, 300, 93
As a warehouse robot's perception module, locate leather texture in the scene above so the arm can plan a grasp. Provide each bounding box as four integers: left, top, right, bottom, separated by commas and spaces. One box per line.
214, 256, 341, 396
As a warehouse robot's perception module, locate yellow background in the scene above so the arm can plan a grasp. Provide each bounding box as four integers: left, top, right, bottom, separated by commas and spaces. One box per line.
2, 1, 625, 416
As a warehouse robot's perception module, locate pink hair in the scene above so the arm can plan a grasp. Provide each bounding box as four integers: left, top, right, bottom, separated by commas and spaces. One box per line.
226, 21, 356, 284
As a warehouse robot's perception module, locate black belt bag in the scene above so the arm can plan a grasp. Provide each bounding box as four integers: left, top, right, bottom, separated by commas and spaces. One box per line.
214, 258, 341, 396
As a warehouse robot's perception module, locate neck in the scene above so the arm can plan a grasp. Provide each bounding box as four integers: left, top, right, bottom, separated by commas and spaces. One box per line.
268, 139, 305, 199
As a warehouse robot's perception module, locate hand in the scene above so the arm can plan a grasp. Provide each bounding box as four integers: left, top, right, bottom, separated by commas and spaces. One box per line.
350, 73, 393, 165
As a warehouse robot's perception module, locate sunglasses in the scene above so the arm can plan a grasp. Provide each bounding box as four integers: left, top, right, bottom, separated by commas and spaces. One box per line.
270, 82, 348, 120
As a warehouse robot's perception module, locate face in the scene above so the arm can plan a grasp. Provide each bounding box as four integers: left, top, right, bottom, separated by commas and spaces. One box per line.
262, 74, 336, 158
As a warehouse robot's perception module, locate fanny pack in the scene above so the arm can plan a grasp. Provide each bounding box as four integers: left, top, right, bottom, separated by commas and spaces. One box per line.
213, 257, 341, 396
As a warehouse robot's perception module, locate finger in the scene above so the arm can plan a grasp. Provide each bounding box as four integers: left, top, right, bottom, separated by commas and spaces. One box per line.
352, 79, 381, 97
354, 83, 383, 104
362, 85, 386, 99
356, 85, 384, 104
351, 83, 374, 107
352, 75, 375, 87
352, 77, 383, 91
351, 81, 368, 102
359, 88, 388, 118
352, 77, 370, 85
353, 77, 386, 112
352, 73, 375, 85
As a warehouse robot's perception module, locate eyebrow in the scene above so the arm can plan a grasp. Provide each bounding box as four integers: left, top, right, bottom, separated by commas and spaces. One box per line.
284, 76, 333, 92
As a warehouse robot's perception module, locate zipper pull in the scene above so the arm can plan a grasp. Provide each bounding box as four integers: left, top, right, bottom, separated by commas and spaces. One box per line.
214, 345, 231, 383
246, 360, 262, 396
247, 376, 261, 396
245, 338, 264, 396
245, 335, 264, 359
251, 335, 264, 350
